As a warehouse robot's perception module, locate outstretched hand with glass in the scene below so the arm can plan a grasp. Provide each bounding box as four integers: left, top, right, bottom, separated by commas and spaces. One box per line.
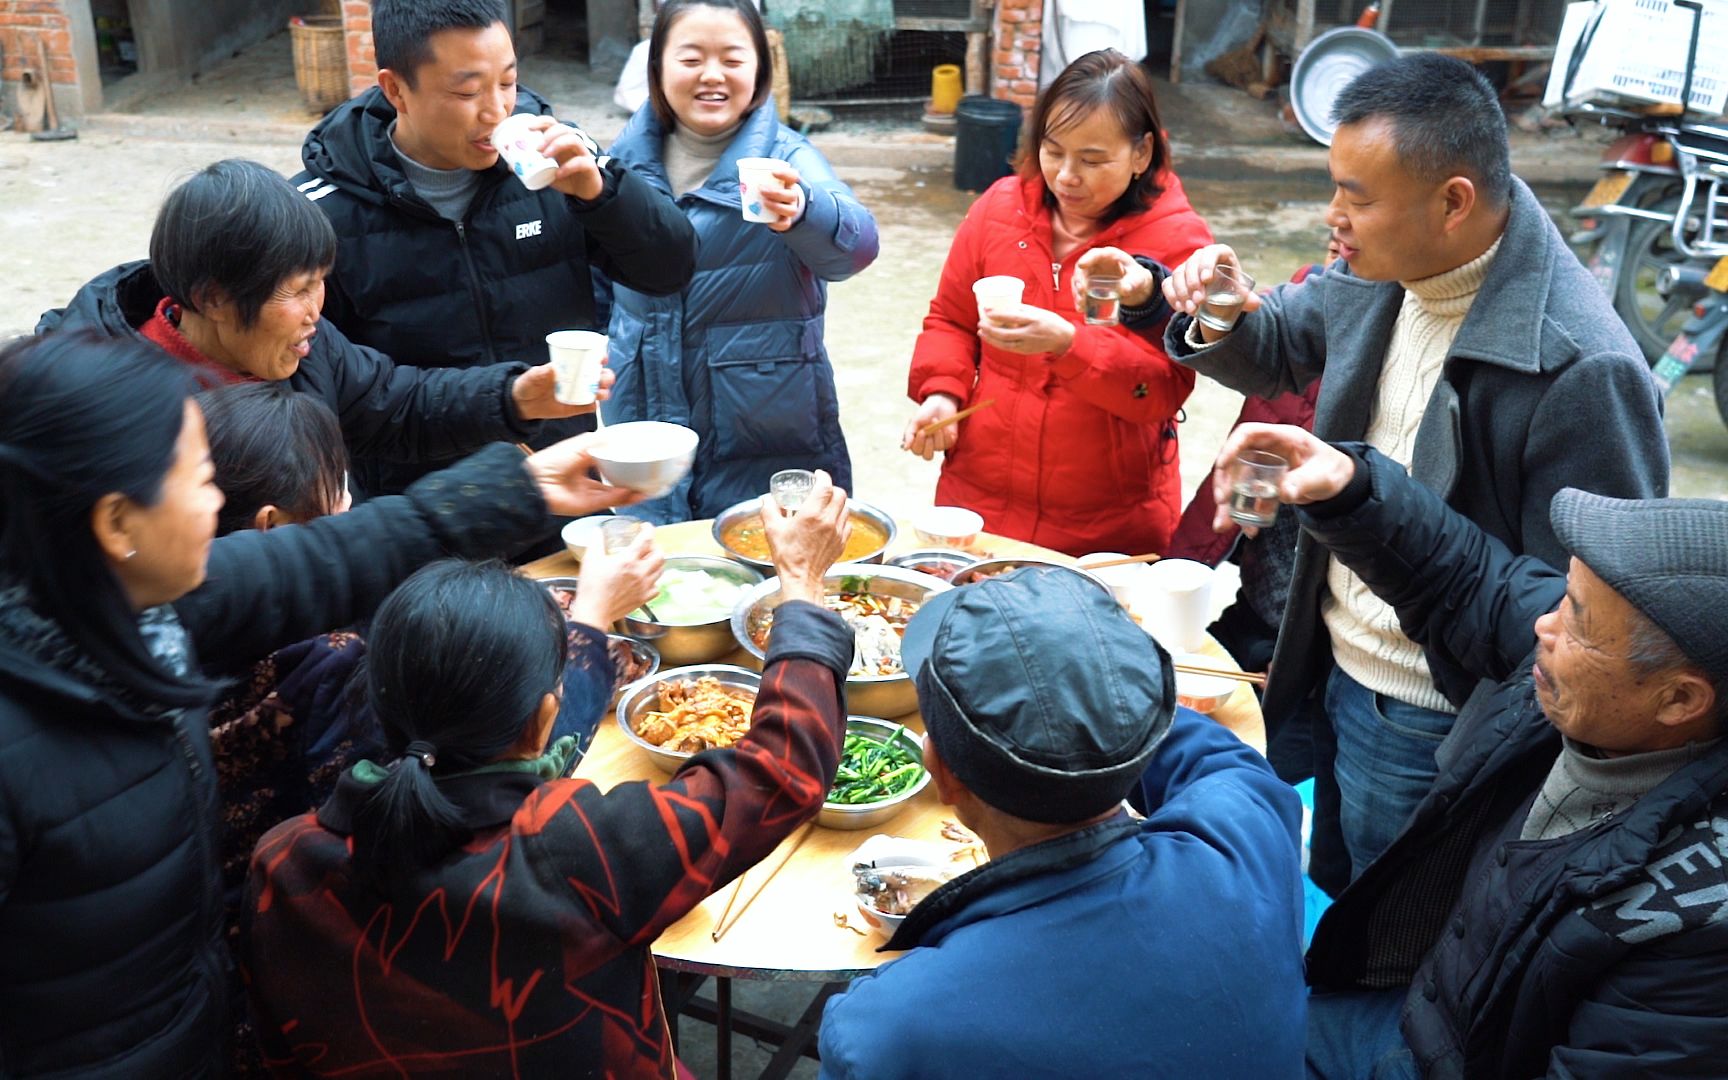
1208, 423, 1356, 536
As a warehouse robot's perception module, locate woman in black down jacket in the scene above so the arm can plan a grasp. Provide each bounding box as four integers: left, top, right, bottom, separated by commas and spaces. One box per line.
0, 332, 653, 1076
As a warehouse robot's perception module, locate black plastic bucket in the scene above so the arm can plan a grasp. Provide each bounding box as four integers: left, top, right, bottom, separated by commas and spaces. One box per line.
953, 95, 1023, 192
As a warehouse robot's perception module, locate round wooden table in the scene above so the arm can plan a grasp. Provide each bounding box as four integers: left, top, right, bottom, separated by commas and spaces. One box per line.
522, 518, 1266, 981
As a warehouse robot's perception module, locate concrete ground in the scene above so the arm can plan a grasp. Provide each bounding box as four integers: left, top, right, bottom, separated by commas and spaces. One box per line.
0, 30, 1723, 1078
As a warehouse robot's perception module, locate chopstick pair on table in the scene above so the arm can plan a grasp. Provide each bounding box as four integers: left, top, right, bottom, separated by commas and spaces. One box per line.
711, 821, 816, 942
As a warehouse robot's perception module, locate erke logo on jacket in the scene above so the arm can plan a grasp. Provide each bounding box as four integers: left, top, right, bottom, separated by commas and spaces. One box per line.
515, 219, 544, 241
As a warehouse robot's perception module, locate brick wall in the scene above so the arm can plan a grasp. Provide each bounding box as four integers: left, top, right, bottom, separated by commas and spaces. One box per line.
342, 0, 373, 99
991, 0, 1042, 110
0, 0, 75, 95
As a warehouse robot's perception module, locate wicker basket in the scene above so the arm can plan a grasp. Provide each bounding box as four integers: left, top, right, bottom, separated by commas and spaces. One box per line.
289, 15, 347, 114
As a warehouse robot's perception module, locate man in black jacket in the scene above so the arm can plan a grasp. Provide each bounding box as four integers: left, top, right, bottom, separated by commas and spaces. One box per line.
295, 0, 697, 495
1207, 424, 1728, 1079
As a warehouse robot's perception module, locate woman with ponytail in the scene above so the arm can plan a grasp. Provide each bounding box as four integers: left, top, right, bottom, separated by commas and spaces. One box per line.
243, 482, 858, 1078
0, 331, 648, 1076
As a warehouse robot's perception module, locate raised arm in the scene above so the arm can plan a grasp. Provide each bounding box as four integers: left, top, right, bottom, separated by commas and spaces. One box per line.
578, 161, 699, 298
776, 141, 880, 282
301, 321, 535, 463
1160, 246, 1333, 401
1211, 425, 1565, 683
177, 439, 643, 676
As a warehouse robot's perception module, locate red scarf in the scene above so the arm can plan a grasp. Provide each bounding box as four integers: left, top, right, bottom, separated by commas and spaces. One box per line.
139, 298, 260, 388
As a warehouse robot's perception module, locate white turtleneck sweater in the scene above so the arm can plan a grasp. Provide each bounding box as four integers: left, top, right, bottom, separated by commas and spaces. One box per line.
1322, 236, 1503, 713
663, 120, 739, 197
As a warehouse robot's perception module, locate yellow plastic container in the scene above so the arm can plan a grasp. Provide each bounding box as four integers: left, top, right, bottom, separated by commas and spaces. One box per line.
930, 64, 963, 115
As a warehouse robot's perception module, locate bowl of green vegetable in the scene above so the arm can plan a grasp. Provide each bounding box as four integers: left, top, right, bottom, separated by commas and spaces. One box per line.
621, 556, 763, 666
820, 717, 931, 830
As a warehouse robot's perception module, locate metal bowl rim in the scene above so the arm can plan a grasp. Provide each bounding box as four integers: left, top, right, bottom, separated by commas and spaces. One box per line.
728, 564, 953, 681
710, 497, 899, 567
613, 664, 764, 761
822, 716, 930, 813
621, 555, 764, 631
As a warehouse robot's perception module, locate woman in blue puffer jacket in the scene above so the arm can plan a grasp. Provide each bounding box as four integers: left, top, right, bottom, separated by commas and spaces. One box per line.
601, 0, 879, 522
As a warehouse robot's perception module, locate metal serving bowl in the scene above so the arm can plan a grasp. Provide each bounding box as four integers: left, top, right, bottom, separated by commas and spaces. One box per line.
539, 576, 583, 619
730, 564, 951, 718
711, 497, 898, 571
950, 557, 1111, 596
614, 664, 762, 773
619, 555, 763, 666
819, 716, 930, 830
604, 635, 660, 705
887, 548, 981, 583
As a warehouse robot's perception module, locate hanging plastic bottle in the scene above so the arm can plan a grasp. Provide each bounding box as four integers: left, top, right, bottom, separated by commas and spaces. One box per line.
1357, 2, 1381, 29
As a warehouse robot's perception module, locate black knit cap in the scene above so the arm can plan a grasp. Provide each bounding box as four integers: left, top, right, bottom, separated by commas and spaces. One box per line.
1551, 489, 1728, 687
902, 566, 1174, 824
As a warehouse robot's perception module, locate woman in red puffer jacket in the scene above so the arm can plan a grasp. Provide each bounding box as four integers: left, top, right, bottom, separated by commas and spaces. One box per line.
902, 49, 1212, 557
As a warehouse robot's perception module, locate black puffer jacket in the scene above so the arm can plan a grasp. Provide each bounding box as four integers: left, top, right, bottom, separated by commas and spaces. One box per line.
37, 261, 538, 467
1302, 446, 1728, 1078
0, 445, 548, 1076
295, 86, 697, 492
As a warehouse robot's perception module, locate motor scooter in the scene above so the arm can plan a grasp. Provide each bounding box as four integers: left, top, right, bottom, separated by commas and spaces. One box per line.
1651, 254, 1728, 428
1564, 0, 1728, 370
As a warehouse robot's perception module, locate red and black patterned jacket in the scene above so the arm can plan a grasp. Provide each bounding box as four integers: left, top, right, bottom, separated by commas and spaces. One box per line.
241, 601, 852, 1078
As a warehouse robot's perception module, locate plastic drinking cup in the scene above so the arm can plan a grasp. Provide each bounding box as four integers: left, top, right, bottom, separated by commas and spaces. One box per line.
492, 113, 560, 191
545, 330, 606, 406
737, 157, 789, 223
971, 276, 1025, 321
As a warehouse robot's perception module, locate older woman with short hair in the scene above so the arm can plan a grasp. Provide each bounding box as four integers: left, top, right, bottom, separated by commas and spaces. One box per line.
37, 158, 601, 481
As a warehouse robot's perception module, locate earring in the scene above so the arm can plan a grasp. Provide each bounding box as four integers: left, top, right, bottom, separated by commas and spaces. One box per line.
124, 550, 137, 561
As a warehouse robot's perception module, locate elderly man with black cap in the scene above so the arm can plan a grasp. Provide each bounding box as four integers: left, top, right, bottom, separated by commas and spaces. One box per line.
1200, 425, 1728, 1079
816, 567, 1308, 1079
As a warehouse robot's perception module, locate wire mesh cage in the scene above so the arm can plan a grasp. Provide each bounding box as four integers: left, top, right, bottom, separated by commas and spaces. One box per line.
767, 0, 977, 102
1283, 0, 1569, 48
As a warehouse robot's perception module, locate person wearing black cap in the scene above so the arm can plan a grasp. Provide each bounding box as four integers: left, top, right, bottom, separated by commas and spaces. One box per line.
817, 566, 1308, 1079
1205, 424, 1728, 1079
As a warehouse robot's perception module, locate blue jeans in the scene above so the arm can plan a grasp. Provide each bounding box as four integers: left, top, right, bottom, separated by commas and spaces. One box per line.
1325, 668, 1455, 879
1306, 988, 1417, 1079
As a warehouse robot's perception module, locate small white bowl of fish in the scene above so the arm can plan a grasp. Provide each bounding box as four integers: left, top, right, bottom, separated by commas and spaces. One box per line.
847, 834, 960, 935
615, 664, 762, 773
730, 564, 951, 718
819, 717, 931, 830
619, 555, 762, 665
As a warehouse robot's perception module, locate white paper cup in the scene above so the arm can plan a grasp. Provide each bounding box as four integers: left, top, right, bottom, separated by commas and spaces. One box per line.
737, 156, 788, 223
493, 113, 560, 191
1079, 553, 1152, 606
1132, 558, 1215, 653
545, 330, 606, 406
972, 275, 1025, 320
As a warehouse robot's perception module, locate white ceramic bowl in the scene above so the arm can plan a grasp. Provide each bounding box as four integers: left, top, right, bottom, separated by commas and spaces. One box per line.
911, 506, 984, 551
848, 834, 958, 936
1078, 552, 1153, 605
1172, 653, 1238, 714
561, 514, 617, 561
590, 421, 698, 498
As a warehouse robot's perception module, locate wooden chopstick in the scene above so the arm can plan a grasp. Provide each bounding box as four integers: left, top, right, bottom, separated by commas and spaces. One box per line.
1077, 552, 1164, 571
1173, 662, 1267, 688
919, 398, 996, 437
711, 821, 816, 942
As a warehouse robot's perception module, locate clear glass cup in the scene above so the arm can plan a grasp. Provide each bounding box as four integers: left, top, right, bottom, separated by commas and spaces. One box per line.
1083, 275, 1122, 326
769, 468, 815, 512
1196, 264, 1256, 333
600, 515, 649, 554
1227, 450, 1288, 528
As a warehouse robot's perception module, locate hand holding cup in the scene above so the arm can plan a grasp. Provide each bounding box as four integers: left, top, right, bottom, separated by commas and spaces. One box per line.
570, 528, 665, 628
1207, 423, 1356, 536
1074, 247, 1156, 310
762, 470, 852, 604
1163, 245, 1261, 340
